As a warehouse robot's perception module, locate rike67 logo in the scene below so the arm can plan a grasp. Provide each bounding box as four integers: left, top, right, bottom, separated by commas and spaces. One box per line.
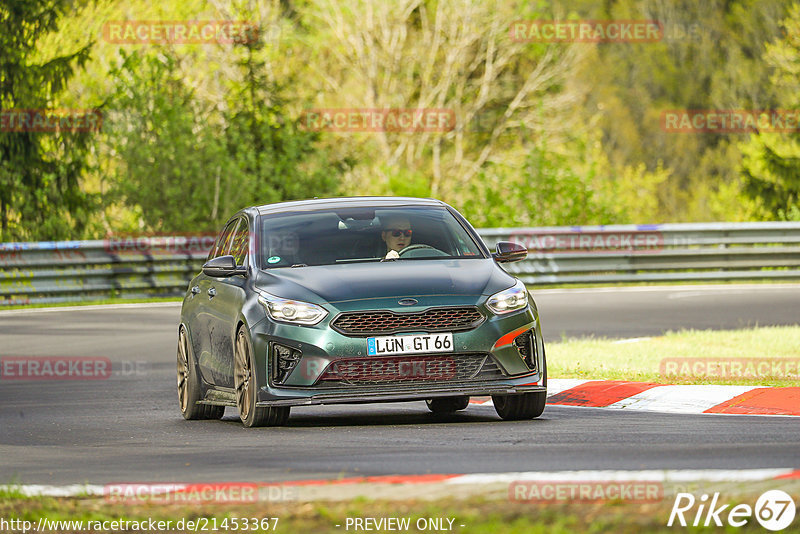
668, 490, 796, 531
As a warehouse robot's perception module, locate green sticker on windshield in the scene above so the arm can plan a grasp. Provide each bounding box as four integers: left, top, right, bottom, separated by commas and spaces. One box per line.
267, 256, 281, 264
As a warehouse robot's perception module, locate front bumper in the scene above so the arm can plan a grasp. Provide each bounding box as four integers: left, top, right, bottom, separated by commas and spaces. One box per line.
255, 381, 546, 407
248, 298, 545, 407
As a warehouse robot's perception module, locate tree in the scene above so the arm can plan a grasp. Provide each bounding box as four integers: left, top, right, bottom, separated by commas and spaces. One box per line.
103, 50, 229, 233
222, 7, 342, 212
740, 3, 800, 220
0, 0, 96, 241
301, 0, 584, 204
561, 0, 790, 221
103, 38, 342, 234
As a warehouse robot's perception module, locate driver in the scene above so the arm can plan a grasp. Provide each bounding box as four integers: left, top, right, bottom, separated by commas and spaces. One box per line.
381, 216, 412, 259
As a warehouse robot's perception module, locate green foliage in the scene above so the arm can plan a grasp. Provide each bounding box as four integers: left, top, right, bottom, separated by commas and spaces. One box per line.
103, 50, 227, 232
0, 0, 97, 241
386, 167, 432, 198
740, 3, 800, 220
459, 132, 671, 227
221, 35, 341, 217
557, 0, 791, 222
4, 0, 800, 240
462, 135, 616, 228
103, 40, 342, 233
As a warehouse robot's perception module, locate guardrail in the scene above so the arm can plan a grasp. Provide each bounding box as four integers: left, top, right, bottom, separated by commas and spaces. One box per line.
480, 222, 800, 286
1, 222, 799, 306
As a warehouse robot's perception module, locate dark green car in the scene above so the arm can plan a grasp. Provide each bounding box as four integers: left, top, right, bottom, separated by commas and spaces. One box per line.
177, 197, 546, 427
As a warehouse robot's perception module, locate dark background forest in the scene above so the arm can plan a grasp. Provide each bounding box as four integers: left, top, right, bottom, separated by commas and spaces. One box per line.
1, 0, 799, 241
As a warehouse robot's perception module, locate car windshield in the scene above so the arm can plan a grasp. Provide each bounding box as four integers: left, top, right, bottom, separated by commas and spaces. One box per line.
258, 206, 484, 268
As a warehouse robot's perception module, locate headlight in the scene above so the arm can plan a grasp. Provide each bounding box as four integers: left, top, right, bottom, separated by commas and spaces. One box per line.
257, 290, 328, 325
487, 280, 528, 314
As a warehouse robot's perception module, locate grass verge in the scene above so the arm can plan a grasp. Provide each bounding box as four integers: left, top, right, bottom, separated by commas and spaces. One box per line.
2, 492, 795, 534
548, 325, 800, 386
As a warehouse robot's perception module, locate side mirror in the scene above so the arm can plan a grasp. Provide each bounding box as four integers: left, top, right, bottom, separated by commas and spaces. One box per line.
202, 255, 245, 277
492, 241, 527, 263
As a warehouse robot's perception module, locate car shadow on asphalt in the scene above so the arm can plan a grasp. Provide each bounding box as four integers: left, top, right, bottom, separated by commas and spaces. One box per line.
215, 404, 551, 428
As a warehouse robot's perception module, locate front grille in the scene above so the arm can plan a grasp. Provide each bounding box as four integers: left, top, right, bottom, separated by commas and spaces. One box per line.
317, 353, 503, 386
331, 306, 484, 336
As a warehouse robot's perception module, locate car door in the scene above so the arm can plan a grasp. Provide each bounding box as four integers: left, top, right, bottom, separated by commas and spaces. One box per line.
204, 217, 249, 389
193, 219, 239, 387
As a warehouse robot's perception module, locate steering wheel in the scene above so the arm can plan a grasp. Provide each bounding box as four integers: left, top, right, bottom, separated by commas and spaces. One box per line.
397, 244, 448, 258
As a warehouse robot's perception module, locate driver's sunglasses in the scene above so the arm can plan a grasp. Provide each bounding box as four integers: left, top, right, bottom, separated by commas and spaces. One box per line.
387, 229, 412, 237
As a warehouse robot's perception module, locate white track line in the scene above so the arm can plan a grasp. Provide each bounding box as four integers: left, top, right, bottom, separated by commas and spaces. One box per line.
0, 301, 182, 315
446, 468, 797, 485
4, 469, 796, 498
532, 283, 800, 295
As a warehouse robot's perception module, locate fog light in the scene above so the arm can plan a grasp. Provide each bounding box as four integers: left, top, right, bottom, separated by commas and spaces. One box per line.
513, 330, 537, 372
272, 343, 301, 384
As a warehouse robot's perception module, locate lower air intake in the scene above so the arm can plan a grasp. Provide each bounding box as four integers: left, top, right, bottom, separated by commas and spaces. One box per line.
317, 353, 503, 386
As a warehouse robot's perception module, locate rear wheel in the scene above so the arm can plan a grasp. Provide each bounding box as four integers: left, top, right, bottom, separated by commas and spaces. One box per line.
426, 396, 470, 413
234, 327, 290, 427
177, 326, 224, 420
492, 347, 547, 420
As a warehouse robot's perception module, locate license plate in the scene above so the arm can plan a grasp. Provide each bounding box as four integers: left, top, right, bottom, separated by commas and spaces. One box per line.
367, 333, 454, 356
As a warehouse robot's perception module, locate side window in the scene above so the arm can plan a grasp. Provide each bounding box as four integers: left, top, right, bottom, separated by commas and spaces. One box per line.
207, 219, 239, 261
231, 219, 249, 266
219, 219, 240, 257
207, 230, 223, 262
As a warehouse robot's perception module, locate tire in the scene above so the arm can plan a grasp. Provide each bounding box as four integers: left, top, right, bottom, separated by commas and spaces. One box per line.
492, 346, 547, 421
177, 326, 224, 420
426, 396, 470, 413
234, 327, 290, 428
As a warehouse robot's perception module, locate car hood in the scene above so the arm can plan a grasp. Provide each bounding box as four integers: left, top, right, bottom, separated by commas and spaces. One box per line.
254, 259, 516, 304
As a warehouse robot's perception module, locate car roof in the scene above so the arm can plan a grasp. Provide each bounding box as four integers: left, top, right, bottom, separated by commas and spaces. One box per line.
252, 196, 448, 216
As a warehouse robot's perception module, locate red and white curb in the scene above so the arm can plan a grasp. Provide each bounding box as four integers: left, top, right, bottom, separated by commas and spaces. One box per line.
5, 469, 799, 500
469, 379, 800, 416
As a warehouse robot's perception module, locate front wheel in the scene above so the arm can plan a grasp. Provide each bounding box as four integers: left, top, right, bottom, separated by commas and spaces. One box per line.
492, 391, 546, 420
492, 347, 546, 420
426, 396, 470, 413
234, 328, 290, 427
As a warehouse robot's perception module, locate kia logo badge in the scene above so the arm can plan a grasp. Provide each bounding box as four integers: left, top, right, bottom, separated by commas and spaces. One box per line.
398, 298, 418, 306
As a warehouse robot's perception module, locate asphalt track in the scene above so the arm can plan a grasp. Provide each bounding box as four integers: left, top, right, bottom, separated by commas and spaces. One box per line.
1, 284, 798, 485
